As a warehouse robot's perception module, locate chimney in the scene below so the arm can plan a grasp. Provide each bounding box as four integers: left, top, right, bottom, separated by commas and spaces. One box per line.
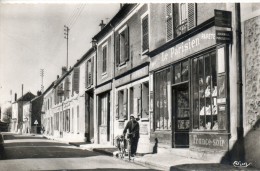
14, 93, 17, 101
37, 91, 42, 96
99, 20, 106, 30
57, 75, 59, 79
120, 3, 124, 9
62, 66, 67, 75
22, 84, 23, 97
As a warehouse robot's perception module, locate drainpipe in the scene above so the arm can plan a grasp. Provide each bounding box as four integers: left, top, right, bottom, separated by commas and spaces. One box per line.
235, 3, 244, 161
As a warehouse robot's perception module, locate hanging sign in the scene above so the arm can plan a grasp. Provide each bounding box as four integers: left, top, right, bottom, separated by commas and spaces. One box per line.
34, 120, 38, 125
216, 30, 232, 44
215, 10, 232, 28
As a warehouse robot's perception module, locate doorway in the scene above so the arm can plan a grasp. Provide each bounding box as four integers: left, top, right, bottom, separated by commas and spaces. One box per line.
172, 83, 190, 148
85, 90, 94, 142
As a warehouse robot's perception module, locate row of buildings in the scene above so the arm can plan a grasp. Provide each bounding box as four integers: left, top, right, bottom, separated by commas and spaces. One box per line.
10, 3, 260, 168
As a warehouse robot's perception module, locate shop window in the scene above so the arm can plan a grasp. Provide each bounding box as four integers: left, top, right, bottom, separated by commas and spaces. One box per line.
102, 44, 107, 73
100, 93, 108, 125
71, 107, 74, 132
54, 113, 59, 130
141, 14, 149, 53
77, 105, 79, 133
129, 87, 134, 115
192, 51, 221, 131
154, 68, 171, 130
141, 82, 149, 118
173, 60, 189, 84
115, 26, 129, 66
166, 3, 196, 41
116, 89, 128, 120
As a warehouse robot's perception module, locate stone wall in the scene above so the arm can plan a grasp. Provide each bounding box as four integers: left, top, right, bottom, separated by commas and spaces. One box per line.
244, 15, 260, 169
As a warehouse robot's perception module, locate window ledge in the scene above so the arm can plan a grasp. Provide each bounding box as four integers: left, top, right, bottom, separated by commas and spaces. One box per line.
117, 62, 127, 70
140, 118, 149, 122
142, 49, 149, 56
101, 72, 107, 76
101, 72, 108, 79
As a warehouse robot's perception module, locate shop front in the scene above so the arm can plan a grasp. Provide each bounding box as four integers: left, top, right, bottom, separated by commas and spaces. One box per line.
150, 23, 230, 157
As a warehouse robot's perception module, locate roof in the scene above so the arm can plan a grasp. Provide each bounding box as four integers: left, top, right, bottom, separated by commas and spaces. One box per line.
16, 92, 36, 102
42, 82, 54, 96
92, 4, 137, 42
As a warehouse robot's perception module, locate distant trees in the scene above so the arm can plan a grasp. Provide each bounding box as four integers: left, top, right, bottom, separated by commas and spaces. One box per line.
2, 106, 12, 123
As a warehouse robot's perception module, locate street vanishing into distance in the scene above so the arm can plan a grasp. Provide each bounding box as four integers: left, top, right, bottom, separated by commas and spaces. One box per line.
0, 133, 158, 171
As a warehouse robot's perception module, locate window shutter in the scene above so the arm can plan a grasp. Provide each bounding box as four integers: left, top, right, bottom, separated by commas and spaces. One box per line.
123, 89, 128, 119
115, 91, 119, 119
85, 62, 88, 88
115, 34, 120, 66
187, 3, 196, 30
166, 3, 173, 41
124, 26, 129, 61
142, 15, 149, 52
90, 58, 94, 85
65, 77, 69, 99
72, 67, 80, 94
102, 46, 107, 73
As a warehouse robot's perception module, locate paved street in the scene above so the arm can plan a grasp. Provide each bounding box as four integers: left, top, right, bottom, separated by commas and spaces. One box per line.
0, 133, 158, 171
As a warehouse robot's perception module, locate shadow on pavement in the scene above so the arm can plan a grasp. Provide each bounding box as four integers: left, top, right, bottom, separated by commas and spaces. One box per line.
169, 163, 258, 171
3, 134, 46, 140
37, 169, 159, 171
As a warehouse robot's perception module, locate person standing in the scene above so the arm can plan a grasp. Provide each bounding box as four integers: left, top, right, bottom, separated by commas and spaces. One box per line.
123, 114, 140, 157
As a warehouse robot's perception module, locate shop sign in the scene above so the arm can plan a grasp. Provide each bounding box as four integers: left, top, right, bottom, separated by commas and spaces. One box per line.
150, 27, 216, 71
216, 30, 232, 44
190, 133, 228, 151
215, 10, 232, 28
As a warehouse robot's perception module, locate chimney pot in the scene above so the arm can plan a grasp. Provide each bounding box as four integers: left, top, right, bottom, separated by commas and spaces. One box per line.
99, 20, 106, 30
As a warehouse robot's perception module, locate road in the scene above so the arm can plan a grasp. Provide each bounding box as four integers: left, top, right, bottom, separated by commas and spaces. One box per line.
0, 133, 158, 171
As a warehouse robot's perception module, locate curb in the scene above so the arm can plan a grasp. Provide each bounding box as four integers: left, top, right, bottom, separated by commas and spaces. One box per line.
93, 148, 114, 156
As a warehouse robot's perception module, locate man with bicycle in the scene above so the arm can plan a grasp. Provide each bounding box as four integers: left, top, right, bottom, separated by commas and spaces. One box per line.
123, 114, 140, 157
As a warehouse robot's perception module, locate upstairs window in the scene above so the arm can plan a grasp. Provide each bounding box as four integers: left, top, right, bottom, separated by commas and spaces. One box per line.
85, 58, 93, 88
141, 14, 149, 53
166, 3, 196, 41
102, 44, 108, 73
72, 67, 80, 94
115, 26, 129, 66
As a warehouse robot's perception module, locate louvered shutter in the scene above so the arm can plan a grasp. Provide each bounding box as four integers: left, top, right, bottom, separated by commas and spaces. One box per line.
124, 27, 129, 62
115, 91, 119, 119
115, 34, 120, 66
72, 67, 80, 94
90, 58, 94, 85
166, 3, 173, 41
142, 15, 149, 52
187, 3, 196, 30
123, 89, 128, 119
85, 62, 88, 88
65, 77, 69, 99
102, 46, 107, 73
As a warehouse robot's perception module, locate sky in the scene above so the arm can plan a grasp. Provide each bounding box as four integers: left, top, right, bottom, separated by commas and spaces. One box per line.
0, 2, 120, 106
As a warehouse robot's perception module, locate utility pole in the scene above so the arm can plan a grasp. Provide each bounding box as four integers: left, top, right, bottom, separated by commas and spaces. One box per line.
40, 69, 44, 93
64, 25, 70, 69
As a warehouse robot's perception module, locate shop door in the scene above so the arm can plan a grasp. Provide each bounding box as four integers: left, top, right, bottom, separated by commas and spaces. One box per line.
85, 91, 94, 142
172, 83, 190, 148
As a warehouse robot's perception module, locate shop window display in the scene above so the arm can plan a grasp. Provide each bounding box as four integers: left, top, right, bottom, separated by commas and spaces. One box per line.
192, 51, 218, 130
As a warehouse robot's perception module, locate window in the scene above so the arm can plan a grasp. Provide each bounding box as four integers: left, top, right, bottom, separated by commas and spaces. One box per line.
154, 68, 171, 130
141, 82, 149, 118
141, 14, 149, 52
72, 67, 80, 94
192, 51, 222, 131
85, 58, 93, 88
166, 3, 196, 40
116, 26, 129, 66
71, 107, 74, 132
102, 45, 107, 73
173, 60, 189, 84
100, 93, 108, 125
54, 112, 59, 130
116, 89, 128, 120
64, 77, 70, 99
77, 105, 79, 133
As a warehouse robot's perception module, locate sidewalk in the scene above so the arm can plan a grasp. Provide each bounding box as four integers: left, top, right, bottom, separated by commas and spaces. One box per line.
42, 134, 258, 171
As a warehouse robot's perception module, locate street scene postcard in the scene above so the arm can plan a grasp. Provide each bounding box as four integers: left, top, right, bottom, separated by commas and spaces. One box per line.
0, 1, 259, 171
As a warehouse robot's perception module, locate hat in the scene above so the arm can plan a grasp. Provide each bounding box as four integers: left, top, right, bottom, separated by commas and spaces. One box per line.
130, 114, 135, 118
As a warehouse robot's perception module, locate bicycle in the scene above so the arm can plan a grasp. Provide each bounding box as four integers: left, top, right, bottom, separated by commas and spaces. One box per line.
115, 133, 132, 161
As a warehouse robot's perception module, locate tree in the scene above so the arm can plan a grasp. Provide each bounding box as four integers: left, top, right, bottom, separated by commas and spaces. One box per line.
2, 106, 12, 123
